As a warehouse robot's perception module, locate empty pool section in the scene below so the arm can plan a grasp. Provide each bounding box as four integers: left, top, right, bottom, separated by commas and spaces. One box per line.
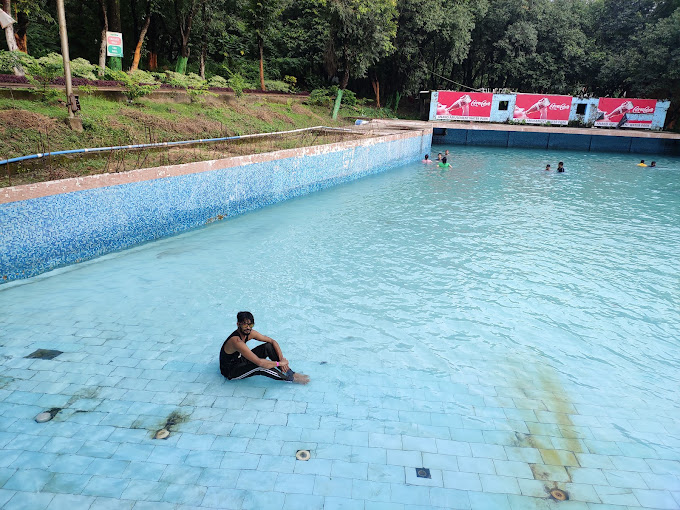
0, 125, 432, 283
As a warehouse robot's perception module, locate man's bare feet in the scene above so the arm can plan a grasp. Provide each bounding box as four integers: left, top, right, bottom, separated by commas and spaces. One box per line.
293, 373, 310, 385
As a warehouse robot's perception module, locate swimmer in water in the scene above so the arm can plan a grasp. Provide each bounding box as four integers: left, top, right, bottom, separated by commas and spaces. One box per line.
422, 154, 433, 164
436, 153, 443, 162
650, 161, 656, 167
637, 160, 648, 167
438, 157, 451, 169
557, 162, 565, 172
545, 164, 551, 171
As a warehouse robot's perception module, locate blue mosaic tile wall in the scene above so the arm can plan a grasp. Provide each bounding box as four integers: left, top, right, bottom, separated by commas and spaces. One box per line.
433, 128, 680, 155
0, 133, 431, 283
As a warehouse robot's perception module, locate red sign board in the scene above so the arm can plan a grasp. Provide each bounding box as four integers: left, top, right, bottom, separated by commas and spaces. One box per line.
513, 94, 572, 125
595, 98, 656, 128
436, 91, 493, 122
107, 35, 122, 45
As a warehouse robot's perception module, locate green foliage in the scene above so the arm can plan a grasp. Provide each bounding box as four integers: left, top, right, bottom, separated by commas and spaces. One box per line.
207, 75, 229, 88
306, 88, 333, 106
107, 70, 160, 103
129, 70, 158, 85
70, 58, 98, 81
25, 54, 63, 101
283, 75, 297, 90
306, 86, 358, 106
263, 80, 291, 93
0, 50, 36, 74
227, 73, 250, 97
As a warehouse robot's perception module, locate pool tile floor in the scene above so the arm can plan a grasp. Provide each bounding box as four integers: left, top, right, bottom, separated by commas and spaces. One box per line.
1, 328, 679, 510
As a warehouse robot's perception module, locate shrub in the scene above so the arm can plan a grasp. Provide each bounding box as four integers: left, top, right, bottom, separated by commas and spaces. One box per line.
107, 69, 160, 102
307, 86, 357, 107
129, 69, 158, 84
283, 75, 297, 91
263, 80, 291, 93
207, 75, 229, 88
227, 73, 249, 98
70, 58, 98, 81
0, 50, 36, 74
306, 88, 332, 106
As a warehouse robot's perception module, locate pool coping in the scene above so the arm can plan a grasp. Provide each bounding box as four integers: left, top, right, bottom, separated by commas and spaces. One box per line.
0, 126, 431, 205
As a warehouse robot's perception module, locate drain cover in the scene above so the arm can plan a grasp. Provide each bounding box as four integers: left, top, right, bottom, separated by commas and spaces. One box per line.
296, 450, 310, 461
25, 349, 63, 360
155, 429, 170, 439
416, 468, 431, 479
550, 489, 568, 501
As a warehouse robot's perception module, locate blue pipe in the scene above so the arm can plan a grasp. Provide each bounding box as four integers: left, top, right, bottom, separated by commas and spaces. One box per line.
0, 135, 244, 166
0, 125, 356, 168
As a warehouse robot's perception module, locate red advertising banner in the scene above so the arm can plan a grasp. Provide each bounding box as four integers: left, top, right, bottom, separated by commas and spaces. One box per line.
513, 94, 573, 125
436, 91, 493, 122
595, 98, 656, 128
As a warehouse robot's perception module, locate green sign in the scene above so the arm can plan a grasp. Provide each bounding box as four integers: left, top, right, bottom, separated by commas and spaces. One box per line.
107, 45, 123, 56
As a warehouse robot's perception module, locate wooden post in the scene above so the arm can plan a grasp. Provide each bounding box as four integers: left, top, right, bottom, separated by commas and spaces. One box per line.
56, 0, 82, 130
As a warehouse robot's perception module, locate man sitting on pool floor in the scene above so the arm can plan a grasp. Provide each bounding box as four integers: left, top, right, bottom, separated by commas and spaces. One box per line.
219, 311, 310, 384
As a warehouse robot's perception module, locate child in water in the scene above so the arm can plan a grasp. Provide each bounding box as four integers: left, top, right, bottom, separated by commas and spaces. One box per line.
438, 157, 451, 169
422, 154, 433, 164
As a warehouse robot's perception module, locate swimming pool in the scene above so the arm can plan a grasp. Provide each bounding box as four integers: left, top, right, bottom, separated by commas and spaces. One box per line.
1, 146, 679, 509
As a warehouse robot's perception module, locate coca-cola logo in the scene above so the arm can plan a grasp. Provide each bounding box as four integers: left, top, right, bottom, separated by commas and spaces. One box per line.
549, 103, 571, 111
632, 106, 655, 114
471, 100, 491, 107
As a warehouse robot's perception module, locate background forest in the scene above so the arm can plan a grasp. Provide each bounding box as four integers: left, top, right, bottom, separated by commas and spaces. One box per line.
1, 0, 680, 125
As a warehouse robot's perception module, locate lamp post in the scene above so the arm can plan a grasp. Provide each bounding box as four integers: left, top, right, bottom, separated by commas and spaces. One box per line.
56, 0, 82, 130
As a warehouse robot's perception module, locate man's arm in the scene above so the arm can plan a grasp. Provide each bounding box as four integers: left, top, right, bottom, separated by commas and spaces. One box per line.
231, 337, 280, 369
250, 331, 289, 371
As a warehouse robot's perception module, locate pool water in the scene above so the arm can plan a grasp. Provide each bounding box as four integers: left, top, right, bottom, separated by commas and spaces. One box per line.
1, 145, 679, 509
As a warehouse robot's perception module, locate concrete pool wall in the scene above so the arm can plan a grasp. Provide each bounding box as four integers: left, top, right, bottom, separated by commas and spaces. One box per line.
433, 123, 680, 155
0, 127, 432, 283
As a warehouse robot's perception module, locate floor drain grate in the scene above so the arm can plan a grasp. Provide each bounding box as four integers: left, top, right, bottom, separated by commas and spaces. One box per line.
25, 349, 63, 360
295, 450, 311, 461
416, 468, 431, 479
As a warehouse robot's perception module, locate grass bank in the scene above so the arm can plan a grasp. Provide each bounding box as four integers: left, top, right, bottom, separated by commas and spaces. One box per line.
0, 91, 398, 187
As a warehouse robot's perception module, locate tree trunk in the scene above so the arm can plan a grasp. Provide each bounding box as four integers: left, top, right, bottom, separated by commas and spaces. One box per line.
107, 0, 122, 71
199, 2, 206, 79
130, 12, 151, 72
14, 10, 27, 52
97, 0, 108, 76
147, 14, 157, 70
2, 1, 24, 75
258, 37, 265, 91
339, 45, 349, 90
371, 76, 380, 108
340, 67, 349, 90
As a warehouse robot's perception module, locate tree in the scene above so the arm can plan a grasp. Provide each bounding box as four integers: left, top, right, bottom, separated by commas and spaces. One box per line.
1, 1, 24, 74
325, 0, 398, 90
173, 0, 204, 74
246, 0, 288, 91
130, 0, 156, 72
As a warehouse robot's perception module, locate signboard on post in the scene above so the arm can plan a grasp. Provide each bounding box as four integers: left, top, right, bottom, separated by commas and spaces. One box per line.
513, 94, 572, 125
106, 31, 123, 57
595, 98, 656, 128
435, 91, 493, 122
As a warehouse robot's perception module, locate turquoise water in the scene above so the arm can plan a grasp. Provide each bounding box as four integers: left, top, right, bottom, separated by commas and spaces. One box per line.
2, 146, 680, 508
3, 146, 679, 398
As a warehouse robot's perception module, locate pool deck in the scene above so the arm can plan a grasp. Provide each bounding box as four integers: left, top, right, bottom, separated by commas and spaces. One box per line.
1, 318, 679, 510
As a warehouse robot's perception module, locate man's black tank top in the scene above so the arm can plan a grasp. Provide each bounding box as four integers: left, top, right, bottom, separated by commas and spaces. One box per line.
219, 329, 247, 376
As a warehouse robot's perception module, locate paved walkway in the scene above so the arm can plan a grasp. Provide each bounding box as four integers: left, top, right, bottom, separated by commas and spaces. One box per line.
1, 314, 679, 510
